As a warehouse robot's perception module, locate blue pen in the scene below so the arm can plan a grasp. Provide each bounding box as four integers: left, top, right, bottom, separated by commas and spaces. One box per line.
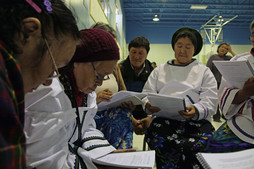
186, 95, 195, 104
183, 99, 187, 112
185, 95, 196, 121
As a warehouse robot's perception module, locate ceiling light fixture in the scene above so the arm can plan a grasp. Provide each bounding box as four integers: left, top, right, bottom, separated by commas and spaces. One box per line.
190, 5, 208, 10
153, 14, 160, 22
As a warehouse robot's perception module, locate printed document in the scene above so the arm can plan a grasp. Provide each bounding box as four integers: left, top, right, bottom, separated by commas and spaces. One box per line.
147, 93, 186, 121
93, 150, 155, 168
97, 91, 146, 111
196, 148, 254, 169
213, 54, 254, 88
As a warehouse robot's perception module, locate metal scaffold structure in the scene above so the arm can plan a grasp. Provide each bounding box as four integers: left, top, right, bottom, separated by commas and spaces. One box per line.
200, 15, 238, 45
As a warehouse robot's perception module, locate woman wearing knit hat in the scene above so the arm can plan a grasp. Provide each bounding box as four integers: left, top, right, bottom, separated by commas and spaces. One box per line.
91, 22, 135, 150
138, 27, 217, 168
24, 28, 135, 169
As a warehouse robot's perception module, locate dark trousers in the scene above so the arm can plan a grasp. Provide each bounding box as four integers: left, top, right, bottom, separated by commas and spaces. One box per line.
213, 106, 221, 121
213, 82, 221, 121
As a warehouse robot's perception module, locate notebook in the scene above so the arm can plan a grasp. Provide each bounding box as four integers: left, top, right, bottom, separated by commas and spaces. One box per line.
196, 148, 254, 169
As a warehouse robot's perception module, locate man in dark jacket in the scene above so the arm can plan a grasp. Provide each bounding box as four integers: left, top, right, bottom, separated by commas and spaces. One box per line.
119, 36, 154, 124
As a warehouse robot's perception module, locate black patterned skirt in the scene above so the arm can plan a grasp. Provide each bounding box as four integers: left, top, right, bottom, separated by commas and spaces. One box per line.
145, 117, 214, 169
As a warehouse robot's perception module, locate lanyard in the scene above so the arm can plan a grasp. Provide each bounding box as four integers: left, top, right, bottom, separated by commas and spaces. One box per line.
68, 85, 88, 169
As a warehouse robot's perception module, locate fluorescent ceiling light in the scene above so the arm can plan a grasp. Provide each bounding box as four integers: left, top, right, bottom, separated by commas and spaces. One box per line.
153, 14, 160, 22
153, 17, 159, 21
190, 5, 207, 10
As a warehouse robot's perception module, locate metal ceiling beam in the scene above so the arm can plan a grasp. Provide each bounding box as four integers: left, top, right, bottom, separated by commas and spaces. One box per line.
122, 0, 253, 29
124, 8, 254, 12
123, 3, 254, 7
128, 21, 249, 26
125, 12, 254, 17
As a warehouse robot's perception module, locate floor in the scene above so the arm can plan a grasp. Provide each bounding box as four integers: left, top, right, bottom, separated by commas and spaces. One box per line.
132, 118, 225, 169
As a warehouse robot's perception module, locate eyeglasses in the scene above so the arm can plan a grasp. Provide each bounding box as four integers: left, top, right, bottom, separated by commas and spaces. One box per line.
44, 38, 61, 79
91, 62, 110, 83
249, 36, 254, 41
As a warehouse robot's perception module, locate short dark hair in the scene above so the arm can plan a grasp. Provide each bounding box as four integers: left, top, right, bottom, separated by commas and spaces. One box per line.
128, 36, 150, 54
0, 0, 80, 54
217, 42, 230, 54
91, 22, 117, 39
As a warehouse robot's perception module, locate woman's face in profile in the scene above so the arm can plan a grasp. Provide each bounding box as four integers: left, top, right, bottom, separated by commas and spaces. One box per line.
20, 33, 78, 93
73, 60, 117, 94
174, 37, 195, 65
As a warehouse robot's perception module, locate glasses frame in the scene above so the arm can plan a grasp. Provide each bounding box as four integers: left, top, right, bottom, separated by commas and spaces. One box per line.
44, 38, 61, 79
91, 62, 110, 83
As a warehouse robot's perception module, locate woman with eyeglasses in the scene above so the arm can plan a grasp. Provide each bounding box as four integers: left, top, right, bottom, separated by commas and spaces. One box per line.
205, 20, 254, 153
25, 28, 136, 169
91, 22, 135, 150
0, 0, 79, 168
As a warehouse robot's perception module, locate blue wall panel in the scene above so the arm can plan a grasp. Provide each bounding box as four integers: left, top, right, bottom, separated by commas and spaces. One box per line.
126, 21, 251, 45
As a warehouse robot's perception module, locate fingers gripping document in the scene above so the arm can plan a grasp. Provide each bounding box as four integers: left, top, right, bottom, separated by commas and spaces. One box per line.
147, 93, 186, 121
93, 150, 155, 168
97, 91, 147, 111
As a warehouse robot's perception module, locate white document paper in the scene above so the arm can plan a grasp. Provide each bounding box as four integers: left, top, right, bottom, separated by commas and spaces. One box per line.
93, 150, 155, 168
97, 91, 146, 111
147, 93, 186, 121
196, 148, 254, 169
213, 55, 254, 89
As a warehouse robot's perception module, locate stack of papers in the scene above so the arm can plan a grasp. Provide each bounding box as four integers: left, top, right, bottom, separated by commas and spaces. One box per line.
93, 150, 155, 168
196, 148, 254, 169
147, 93, 186, 121
213, 53, 254, 88
97, 91, 146, 111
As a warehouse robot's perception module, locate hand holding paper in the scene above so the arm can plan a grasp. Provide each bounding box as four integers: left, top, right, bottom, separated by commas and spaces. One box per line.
97, 91, 146, 111
241, 77, 254, 96
145, 101, 161, 114
147, 93, 186, 121
96, 89, 113, 104
120, 101, 136, 111
179, 106, 196, 119
133, 116, 152, 135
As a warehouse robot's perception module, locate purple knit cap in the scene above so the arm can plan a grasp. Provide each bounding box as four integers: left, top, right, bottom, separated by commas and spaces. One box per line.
71, 28, 119, 63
